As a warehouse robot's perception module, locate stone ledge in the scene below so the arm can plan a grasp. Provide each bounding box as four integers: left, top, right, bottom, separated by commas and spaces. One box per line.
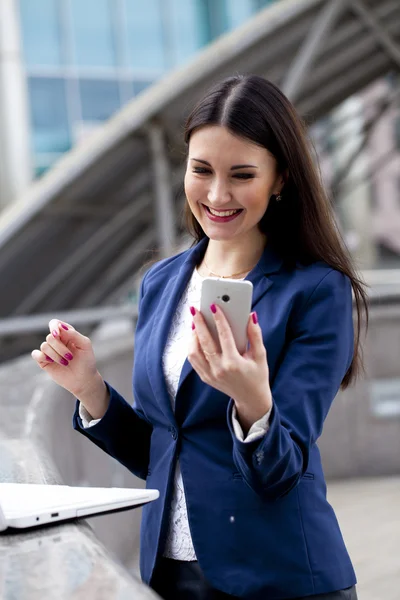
0, 351, 159, 600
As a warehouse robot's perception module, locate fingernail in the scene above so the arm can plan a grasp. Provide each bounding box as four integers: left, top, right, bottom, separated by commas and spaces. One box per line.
192, 322, 195, 330
60, 358, 69, 366
45, 355, 54, 363
210, 304, 217, 314
65, 353, 73, 360
60, 324, 68, 331
52, 330, 58, 338
252, 311, 258, 325
189, 306, 196, 316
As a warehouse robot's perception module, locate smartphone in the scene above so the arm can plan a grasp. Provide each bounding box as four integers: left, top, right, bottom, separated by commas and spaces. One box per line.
200, 277, 254, 354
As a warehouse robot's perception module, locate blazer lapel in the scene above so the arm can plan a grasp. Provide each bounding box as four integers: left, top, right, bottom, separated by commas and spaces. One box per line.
146, 238, 208, 423
247, 242, 283, 308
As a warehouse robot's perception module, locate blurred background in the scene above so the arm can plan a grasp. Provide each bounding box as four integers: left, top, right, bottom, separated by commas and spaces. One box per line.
0, 1, 399, 599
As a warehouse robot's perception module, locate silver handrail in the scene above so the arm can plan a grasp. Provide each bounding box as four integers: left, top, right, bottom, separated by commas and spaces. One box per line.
0, 304, 138, 337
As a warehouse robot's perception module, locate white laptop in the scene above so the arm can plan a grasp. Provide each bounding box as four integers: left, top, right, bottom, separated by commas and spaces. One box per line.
0, 482, 159, 531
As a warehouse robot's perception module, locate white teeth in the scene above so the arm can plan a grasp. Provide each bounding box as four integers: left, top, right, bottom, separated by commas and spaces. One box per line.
207, 207, 240, 217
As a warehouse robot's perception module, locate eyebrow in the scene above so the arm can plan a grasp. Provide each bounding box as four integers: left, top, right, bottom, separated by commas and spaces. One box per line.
190, 158, 258, 170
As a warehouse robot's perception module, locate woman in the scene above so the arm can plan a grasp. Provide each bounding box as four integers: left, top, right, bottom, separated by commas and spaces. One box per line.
32, 75, 367, 599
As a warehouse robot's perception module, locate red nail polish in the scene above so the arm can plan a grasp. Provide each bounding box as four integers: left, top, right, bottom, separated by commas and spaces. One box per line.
65, 353, 73, 360
210, 304, 217, 314
45, 355, 54, 363
60, 358, 69, 366
192, 322, 195, 330
190, 306, 196, 316
52, 330, 58, 338
252, 311, 258, 325
60, 324, 68, 331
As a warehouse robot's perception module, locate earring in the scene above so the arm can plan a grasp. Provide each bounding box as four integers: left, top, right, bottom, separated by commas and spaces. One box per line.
276, 193, 282, 202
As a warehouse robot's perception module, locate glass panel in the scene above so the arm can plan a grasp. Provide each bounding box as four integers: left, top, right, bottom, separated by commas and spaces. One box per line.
34, 155, 64, 178
70, 0, 116, 67
169, 0, 206, 67
35, 165, 50, 178
124, 0, 165, 71
19, 0, 62, 66
28, 77, 71, 154
252, 0, 276, 9
132, 79, 154, 96
225, 0, 254, 30
119, 80, 135, 105
204, 0, 229, 40
225, 0, 277, 30
79, 80, 121, 121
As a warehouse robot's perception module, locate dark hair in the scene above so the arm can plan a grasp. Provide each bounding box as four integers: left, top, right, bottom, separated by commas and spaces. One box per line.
183, 74, 368, 389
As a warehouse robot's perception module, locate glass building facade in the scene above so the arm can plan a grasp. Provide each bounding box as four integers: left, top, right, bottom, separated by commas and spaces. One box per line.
18, 0, 275, 176
13, 1, 400, 269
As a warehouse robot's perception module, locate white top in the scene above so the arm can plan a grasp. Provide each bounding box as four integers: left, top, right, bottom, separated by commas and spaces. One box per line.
79, 266, 271, 561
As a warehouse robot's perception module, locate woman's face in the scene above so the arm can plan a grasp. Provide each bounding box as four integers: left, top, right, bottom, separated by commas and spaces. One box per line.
184, 125, 282, 243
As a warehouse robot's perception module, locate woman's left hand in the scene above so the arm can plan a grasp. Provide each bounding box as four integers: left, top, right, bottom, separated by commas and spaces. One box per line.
187, 304, 273, 432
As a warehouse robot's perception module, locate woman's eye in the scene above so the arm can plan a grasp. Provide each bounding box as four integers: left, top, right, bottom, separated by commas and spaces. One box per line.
233, 173, 254, 180
192, 169, 254, 179
192, 168, 211, 174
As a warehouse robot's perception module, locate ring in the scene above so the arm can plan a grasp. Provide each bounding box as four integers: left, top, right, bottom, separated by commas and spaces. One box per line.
203, 350, 218, 357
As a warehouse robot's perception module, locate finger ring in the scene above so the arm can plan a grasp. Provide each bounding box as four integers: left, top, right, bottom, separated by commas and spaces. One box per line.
203, 350, 218, 357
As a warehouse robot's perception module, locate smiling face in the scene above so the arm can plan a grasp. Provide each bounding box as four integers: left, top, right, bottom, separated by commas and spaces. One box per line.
184, 125, 283, 245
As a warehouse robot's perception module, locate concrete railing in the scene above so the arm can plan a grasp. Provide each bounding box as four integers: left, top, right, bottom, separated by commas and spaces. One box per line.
320, 297, 400, 479
0, 339, 159, 599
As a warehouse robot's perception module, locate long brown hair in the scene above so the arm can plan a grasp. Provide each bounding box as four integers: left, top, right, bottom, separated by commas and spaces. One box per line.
183, 75, 368, 389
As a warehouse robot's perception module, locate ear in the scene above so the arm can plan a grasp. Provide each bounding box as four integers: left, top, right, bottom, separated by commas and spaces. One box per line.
273, 169, 288, 196
276, 168, 289, 194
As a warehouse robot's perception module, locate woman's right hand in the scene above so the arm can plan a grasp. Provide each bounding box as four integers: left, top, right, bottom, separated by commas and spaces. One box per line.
31, 319, 109, 419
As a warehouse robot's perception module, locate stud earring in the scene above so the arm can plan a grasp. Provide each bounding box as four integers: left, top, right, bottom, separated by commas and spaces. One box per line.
276, 193, 282, 202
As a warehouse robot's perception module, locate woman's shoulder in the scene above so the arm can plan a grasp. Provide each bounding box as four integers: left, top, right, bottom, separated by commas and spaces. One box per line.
141, 246, 192, 287
283, 255, 350, 287
282, 259, 352, 315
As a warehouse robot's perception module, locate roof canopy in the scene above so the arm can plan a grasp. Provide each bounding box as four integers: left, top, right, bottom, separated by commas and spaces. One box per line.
0, 0, 399, 323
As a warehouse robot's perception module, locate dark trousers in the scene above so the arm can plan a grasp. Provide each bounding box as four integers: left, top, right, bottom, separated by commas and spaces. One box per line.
150, 558, 358, 600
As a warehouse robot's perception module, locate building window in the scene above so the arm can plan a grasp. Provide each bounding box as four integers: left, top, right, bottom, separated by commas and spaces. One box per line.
167, 0, 206, 67
28, 77, 71, 154
252, 0, 276, 9
34, 155, 65, 178
19, 0, 63, 66
202, 0, 229, 41
79, 79, 121, 121
132, 80, 154, 96
70, 0, 117, 67
225, 0, 255, 30
124, 0, 165, 72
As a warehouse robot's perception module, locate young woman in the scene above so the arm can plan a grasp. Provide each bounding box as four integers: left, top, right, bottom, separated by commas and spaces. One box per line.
32, 75, 367, 599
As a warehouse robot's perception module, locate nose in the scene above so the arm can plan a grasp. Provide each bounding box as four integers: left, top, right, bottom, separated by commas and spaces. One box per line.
207, 178, 231, 207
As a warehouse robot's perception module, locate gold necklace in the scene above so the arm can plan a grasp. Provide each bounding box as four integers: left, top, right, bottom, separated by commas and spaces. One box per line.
202, 257, 255, 279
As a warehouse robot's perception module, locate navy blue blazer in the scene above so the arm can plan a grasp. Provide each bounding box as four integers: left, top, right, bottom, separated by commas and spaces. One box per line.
73, 237, 357, 599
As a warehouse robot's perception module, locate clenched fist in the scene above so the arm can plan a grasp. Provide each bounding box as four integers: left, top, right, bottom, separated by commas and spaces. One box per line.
31, 319, 109, 419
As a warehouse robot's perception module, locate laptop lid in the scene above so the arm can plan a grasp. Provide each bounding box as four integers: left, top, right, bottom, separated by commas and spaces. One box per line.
0, 503, 6, 532
0, 483, 159, 530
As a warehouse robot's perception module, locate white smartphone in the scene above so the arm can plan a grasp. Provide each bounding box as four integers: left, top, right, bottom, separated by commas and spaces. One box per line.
200, 277, 254, 354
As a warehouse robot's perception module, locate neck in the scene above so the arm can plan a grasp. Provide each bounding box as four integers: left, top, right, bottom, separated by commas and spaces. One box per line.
202, 231, 266, 278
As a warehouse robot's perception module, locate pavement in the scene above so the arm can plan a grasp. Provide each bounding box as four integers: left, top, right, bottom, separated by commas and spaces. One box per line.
328, 476, 400, 600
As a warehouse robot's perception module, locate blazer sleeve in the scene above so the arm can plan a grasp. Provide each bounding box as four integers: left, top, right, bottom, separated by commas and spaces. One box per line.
72, 271, 153, 480
227, 269, 354, 500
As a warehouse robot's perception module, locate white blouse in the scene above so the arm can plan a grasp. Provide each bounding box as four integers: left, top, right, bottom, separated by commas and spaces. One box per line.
80, 266, 271, 561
